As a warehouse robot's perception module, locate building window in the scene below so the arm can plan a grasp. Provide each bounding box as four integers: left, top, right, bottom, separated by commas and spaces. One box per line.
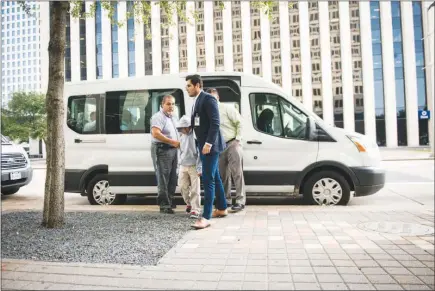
65, 10, 71, 82
127, 1, 135, 77
95, 1, 103, 79
79, 2, 87, 81
111, 2, 119, 78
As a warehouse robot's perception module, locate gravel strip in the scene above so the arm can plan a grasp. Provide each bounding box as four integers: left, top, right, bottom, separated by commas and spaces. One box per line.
1, 211, 192, 266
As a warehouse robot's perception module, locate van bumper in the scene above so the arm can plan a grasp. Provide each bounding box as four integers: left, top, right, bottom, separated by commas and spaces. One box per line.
351, 166, 385, 197
1, 167, 33, 190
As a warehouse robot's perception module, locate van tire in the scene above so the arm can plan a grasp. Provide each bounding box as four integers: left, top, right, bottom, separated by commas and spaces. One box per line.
1, 187, 20, 195
86, 174, 127, 205
303, 170, 351, 206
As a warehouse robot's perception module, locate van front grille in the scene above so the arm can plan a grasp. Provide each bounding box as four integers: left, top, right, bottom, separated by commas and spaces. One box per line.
1, 153, 27, 170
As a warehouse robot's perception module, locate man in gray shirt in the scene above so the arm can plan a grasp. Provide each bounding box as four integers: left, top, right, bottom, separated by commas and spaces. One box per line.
151, 95, 180, 214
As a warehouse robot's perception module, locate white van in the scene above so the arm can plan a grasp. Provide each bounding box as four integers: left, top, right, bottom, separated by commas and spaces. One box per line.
1, 135, 33, 195
64, 72, 385, 206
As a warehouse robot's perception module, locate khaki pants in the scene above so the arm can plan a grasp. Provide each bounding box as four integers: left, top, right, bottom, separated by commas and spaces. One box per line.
178, 165, 201, 213
219, 140, 246, 205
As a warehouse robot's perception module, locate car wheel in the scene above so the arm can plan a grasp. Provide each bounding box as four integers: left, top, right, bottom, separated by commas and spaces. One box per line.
303, 170, 351, 206
1, 187, 20, 195
86, 174, 127, 205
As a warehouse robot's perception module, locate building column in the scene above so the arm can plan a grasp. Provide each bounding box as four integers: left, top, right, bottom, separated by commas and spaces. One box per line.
279, 1, 291, 97
260, 8, 272, 81
85, 1, 96, 81
339, 1, 355, 132
380, 1, 398, 147
299, 1, 313, 109
318, 1, 334, 126
39, 1, 50, 93
423, 1, 434, 155
222, 1, 233, 72
401, 1, 420, 147
359, 1, 377, 143
241, 1, 252, 74
134, 13, 145, 77
101, 7, 112, 79
186, 1, 197, 73
151, 1, 162, 75
203, 1, 215, 72
117, 1, 128, 78
70, 16, 80, 82
169, 11, 179, 74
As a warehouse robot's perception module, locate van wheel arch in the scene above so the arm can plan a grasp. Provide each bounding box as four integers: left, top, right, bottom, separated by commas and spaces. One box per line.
79, 165, 109, 196
298, 162, 356, 195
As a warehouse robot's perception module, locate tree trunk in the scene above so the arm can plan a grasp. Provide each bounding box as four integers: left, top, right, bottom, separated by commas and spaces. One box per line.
42, 1, 69, 228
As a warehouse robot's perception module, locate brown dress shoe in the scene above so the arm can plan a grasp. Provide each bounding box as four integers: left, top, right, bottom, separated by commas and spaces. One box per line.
191, 218, 211, 229
212, 209, 228, 218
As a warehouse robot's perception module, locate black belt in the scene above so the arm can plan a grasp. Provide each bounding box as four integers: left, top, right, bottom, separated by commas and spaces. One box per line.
154, 143, 176, 150
226, 138, 236, 145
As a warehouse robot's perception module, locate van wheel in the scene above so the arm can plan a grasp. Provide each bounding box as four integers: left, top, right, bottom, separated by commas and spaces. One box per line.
2, 187, 20, 195
87, 174, 127, 205
303, 171, 351, 206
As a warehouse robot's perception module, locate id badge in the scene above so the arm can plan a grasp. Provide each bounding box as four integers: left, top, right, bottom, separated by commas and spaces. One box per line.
194, 115, 200, 126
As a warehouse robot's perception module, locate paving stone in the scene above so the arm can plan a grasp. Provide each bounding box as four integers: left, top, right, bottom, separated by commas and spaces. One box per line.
373, 284, 404, 290
267, 259, 289, 266
376, 260, 402, 267
341, 274, 370, 284
192, 281, 219, 290
291, 273, 317, 283
312, 266, 337, 274
400, 260, 427, 268
391, 274, 424, 285
310, 260, 334, 267
268, 273, 292, 282
354, 260, 380, 267
223, 265, 246, 273
347, 283, 376, 290
384, 267, 412, 275
400, 284, 431, 290
320, 282, 349, 290
289, 260, 311, 267
1, 279, 32, 290
408, 268, 434, 276
290, 266, 314, 274
202, 265, 225, 273
361, 267, 388, 275
220, 273, 244, 281
241, 281, 267, 290
332, 259, 357, 267
268, 282, 295, 290
217, 280, 243, 290
418, 275, 435, 285
336, 267, 363, 274
245, 265, 267, 273
316, 274, 343, 283
268, 265, 290, 274
246, 259, 267, 266
293, 282, 321, 290
365, 274, 397, 284
244, 273, 268, 282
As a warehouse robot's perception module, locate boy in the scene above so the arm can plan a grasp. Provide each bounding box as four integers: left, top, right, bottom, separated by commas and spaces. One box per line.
176, 115, 202, 219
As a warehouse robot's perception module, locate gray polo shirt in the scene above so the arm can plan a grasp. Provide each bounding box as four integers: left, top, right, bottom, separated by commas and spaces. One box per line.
150, 110, 179, 144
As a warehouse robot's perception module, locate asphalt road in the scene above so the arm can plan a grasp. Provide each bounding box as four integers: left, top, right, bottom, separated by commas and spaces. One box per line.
2, 160, 434, 211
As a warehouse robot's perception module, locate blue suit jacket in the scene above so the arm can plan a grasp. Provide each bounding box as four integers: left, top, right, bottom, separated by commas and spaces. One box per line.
191, 91, 226, 155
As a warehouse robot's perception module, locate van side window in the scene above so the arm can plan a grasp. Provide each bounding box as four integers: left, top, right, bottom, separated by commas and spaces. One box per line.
105, 89, 184, 134
67, 95, 99, 134
249, 93, 308, 140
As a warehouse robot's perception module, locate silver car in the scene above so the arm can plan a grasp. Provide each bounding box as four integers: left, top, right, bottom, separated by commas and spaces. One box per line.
1, 135, 33, 195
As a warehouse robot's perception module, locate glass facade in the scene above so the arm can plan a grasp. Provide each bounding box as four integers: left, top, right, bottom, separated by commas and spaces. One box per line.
391, 1, 407, 146
127, 1, 135, 77
370, 1, 386, 146
413, 1, 428, 145
95, 1, 103, 79
143, 6, 152, 75
65, 10, 71, 82
309, 2, 322, 119
79, 2, 87, 81
111, 2, 119, 78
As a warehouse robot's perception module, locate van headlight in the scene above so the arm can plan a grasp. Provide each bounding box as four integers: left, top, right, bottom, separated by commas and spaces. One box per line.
347, 135, 367, 153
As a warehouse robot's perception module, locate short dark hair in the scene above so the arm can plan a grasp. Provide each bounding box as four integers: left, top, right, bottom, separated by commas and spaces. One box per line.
161, 95, 175, 105
186, 74, 203, 88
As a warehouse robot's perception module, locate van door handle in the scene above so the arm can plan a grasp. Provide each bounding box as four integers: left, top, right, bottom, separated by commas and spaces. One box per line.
74, 138, 106, 144
247, 140, 262, 144
74, 139, 82, 143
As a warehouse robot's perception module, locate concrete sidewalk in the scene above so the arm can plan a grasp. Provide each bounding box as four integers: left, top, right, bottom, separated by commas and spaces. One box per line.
380, 148, 433, 161
2, 206, 434, 290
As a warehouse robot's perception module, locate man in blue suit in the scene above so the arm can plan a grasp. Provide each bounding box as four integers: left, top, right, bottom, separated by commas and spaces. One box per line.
186, 74, 228, 229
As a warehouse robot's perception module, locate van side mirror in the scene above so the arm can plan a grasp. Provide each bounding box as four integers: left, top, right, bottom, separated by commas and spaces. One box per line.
306, 117, 316, 141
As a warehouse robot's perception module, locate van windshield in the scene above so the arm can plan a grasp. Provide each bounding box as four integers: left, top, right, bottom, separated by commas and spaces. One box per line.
1, 135, 12, 144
